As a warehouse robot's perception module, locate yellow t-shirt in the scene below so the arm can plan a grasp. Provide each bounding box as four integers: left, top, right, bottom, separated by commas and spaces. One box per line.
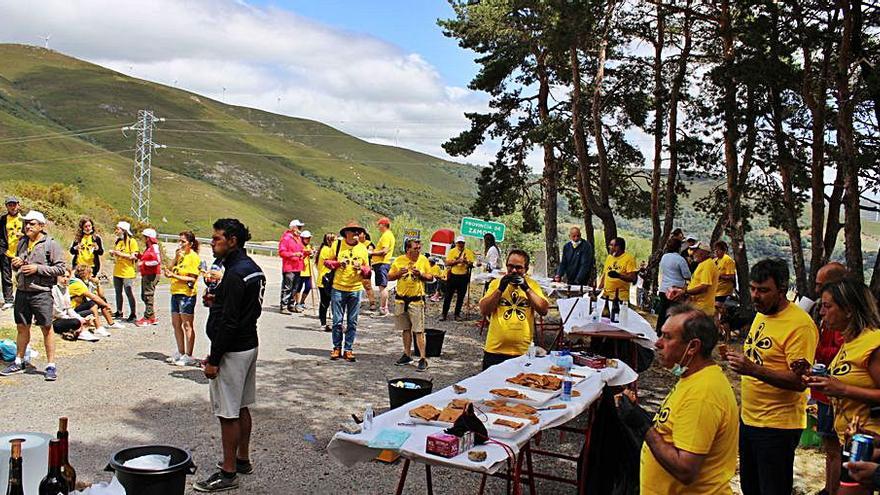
332, 240, 370, 292
5, 214, 21, 258
446, 247, 475, 276
300, 244, 312, 277
390, 254, 431, 301
27, 238, 38, 253
830, 329, 880, 443
481, 276, 548, 356
68, 278, 90, 307
112, 237, 139, 279
170, 251, 201, 297
715, 254, 736, 297
430, 264, 445, 280
77, 234, 96, 267
640, 364, 738, 495
741, 303, 818, 429
317, 245, 333, 289
602, 252, 637, 298
688, 258, 719, 316
371, 230, 396, 265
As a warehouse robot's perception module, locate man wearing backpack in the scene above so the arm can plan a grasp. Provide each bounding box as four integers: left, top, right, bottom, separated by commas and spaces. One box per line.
0, 210, 67, 381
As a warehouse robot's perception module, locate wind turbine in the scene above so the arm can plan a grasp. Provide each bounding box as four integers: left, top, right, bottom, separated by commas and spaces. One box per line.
40, 34, 51, 50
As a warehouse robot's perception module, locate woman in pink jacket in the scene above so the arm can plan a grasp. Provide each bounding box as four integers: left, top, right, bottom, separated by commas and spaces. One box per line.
279, 219, 305, 314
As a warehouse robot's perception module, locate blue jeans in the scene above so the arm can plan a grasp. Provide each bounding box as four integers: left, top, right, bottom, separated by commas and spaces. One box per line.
331, 289, 361, 351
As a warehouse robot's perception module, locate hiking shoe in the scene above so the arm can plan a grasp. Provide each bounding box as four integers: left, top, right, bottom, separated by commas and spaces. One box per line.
323, 325, 331, 332
343, 351, 356, 362
416, 359, 428, 372
1, 302, 12, 311
193, 471, 239, 492
0, 362, 24, 376
44, 366, 57, 381
330, 348, 342, 360
279, 307, 290, 315
94, 327, 111, 337
135, 317, 152, 327
78, 330, 100, 342
112, 311, 123, 319
108, 321, 125, 329
215, 459, 254, 475
395, 354, 413, 366
124, 314, 137, 323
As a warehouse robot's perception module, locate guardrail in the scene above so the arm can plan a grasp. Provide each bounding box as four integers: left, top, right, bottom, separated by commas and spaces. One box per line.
157, 233, 278, 257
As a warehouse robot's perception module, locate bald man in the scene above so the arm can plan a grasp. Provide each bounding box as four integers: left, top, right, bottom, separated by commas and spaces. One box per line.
554, 227, 595, 286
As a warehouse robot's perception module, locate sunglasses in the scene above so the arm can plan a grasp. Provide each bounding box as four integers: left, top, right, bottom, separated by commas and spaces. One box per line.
506, 264, 525, 270
26, 220, 40, 226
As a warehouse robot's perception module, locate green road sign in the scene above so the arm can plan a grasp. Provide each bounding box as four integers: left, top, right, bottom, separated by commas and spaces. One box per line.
460, 217, 506, 242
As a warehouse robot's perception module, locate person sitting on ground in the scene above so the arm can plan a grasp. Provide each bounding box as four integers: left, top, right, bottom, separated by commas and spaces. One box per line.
478, 249, 549, 370
69, 216, 105, 277
598, 236, 638, 301
51, 270, 99, 342
627, 305, 739, 494
69, 264, 123, 336
388, 239, 434, 372
554, 226, 595, 286
669, 241, 718, 317
806, 277, 880, 495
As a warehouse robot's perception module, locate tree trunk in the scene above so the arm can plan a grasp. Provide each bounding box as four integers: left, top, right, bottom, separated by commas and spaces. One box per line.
589, 32, 619, 245
536, 51, 559, 273
825, 166, 846, 260
663, 3, 692, 242
648, 3, 666, 306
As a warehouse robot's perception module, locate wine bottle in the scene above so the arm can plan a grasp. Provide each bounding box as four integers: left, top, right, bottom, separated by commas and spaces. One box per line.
6, 439, 24, 495
610, 289, 621, 323
57, 417, 76, 490
38, 439, 69, 495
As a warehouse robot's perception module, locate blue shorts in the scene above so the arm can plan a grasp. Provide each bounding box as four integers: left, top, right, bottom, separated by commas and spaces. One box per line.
170, 294, 196, 315
373, 263, 390, 287
816, 401, 836, 438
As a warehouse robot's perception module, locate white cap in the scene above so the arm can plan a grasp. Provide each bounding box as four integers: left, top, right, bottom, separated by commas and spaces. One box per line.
455, 236, 465, 243
116, 221, 133, 236
142, 228, 157, 239
694, 241, 712, 252
300, 230, 312, 238
685, 234, 698, 242
289, 219, 305, 228
21, 210, 47, 224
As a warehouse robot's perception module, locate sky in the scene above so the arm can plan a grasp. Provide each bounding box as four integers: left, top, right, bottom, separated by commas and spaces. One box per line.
0, 0, 511, 166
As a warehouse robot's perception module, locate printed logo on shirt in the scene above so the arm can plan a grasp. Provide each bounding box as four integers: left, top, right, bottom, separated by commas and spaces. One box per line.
653, 383, 676, 426
832, 350, 852, 376
744, 322, 773, 366
499, 289, 529, 321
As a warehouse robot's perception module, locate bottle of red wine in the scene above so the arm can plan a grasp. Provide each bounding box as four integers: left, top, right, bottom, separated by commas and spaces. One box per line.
38, 439, 69, 495
610, 289, 621, 323
57, 417, 76, 490
6, 439, 24, 495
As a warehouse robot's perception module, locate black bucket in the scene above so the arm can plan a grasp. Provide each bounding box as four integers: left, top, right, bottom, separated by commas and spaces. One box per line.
388, 378, 433, 410
424, 329, 446, 357
105, 445, 197, 495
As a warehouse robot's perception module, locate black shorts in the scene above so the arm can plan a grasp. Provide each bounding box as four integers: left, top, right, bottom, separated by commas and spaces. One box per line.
373, 263, 390, 287
14, 291, 53, 327
53, 318, 82, 334
75, 300, 97, 317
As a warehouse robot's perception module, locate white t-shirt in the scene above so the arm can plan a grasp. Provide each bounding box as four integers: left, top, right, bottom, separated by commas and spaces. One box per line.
485, 245, 502, 272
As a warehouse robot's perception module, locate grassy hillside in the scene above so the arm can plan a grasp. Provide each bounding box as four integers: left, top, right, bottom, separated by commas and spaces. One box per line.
0, 44, 479, 239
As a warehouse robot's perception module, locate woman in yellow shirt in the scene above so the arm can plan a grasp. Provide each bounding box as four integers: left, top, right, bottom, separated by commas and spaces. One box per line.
69, 217, 105, 277
163, 230, 201, 367
292, 230, 314, 313
807, 278, 880, 495
110, 221, 139, 322
316, 233, 337, 331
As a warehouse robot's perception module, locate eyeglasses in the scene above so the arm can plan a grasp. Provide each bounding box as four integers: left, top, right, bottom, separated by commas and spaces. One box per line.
506, 264, 525, 270
26, 221, 40, 226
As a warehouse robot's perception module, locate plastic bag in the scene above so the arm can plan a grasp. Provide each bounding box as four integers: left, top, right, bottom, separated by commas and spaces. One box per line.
73, 476, 126, 494
122, 454, 171, 470
0, 339, 15, 361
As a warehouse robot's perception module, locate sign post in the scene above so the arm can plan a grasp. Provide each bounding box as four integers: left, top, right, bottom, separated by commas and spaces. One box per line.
459, 217, 506, 242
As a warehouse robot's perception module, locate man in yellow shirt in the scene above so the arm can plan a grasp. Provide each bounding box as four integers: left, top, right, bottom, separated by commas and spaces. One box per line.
713, 241, 736, 303
478, 249, 549, 370
726, 258, 818, 495
0, 196, 22, 310
442, 236, 475, 321
682, 242, 719, 316
636, 305, 738, 494
388, 239, 434, 371
598, 236, 638, 300
323, 222, 371, 362
370, 217, 396, 316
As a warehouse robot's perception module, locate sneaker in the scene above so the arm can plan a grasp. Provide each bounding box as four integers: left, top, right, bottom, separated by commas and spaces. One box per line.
166, 351, 183, 364
108, 321, 125, 329
1, 302, 12, 311
148, 317, 159, 326
343, 351, 356, 362
0, 362, 24, 376
175, 355, 197, 367
395, 354, 413, 366
215, 459, 254, 475
135, 318, 152, 327
94, 327, 111, 337
279, 307, 290, 315
112, 311, 123, 319
323, 325, 331, 332
291, 305, 302, 313
416, 359, 428, 372
193, 471, 239, 492
330, 348, 342, 360
124, 314, 137, 323
44, 366, 57, 381
78, 330, 100, 342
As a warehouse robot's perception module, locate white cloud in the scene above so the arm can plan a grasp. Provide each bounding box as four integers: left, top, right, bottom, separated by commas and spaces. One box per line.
0, 0, 499, 166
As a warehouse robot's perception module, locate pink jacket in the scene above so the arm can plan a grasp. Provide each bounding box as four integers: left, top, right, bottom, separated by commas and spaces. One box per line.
138, 239, 162, 276
278, 231, 304, 273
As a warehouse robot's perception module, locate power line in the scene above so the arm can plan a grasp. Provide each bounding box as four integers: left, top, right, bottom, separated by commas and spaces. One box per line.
0, 149, 135, 166
163, 145, 450, 165
158, 128, 458, 140
0, 123, 134, 144
0, 128, 126, 146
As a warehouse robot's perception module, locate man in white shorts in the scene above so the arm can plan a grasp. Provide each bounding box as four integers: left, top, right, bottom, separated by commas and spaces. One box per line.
195, 219, 266, 493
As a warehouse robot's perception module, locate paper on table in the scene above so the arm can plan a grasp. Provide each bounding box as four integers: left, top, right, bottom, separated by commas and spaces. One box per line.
367, 429, 411, 450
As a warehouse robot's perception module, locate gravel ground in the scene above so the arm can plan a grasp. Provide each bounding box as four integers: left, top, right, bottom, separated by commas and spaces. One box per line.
0, 247, 825, 494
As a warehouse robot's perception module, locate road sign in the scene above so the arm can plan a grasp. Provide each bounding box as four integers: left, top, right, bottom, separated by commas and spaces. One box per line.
460, 217, 506, 242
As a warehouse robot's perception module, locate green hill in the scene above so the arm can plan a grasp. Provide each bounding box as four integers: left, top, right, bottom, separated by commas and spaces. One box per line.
0, 44, 479, 239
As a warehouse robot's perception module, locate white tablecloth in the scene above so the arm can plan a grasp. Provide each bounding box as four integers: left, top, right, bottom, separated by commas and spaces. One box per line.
327, 355, 637, 474
557, 297, 657, 350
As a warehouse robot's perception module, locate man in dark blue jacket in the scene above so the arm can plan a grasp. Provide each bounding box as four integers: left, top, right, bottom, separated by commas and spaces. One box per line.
196, 218, 265, 493
554, 226, 595, 286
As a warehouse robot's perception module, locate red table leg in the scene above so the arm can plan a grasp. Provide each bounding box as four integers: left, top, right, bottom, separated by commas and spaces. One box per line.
395, 458, 411, 495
